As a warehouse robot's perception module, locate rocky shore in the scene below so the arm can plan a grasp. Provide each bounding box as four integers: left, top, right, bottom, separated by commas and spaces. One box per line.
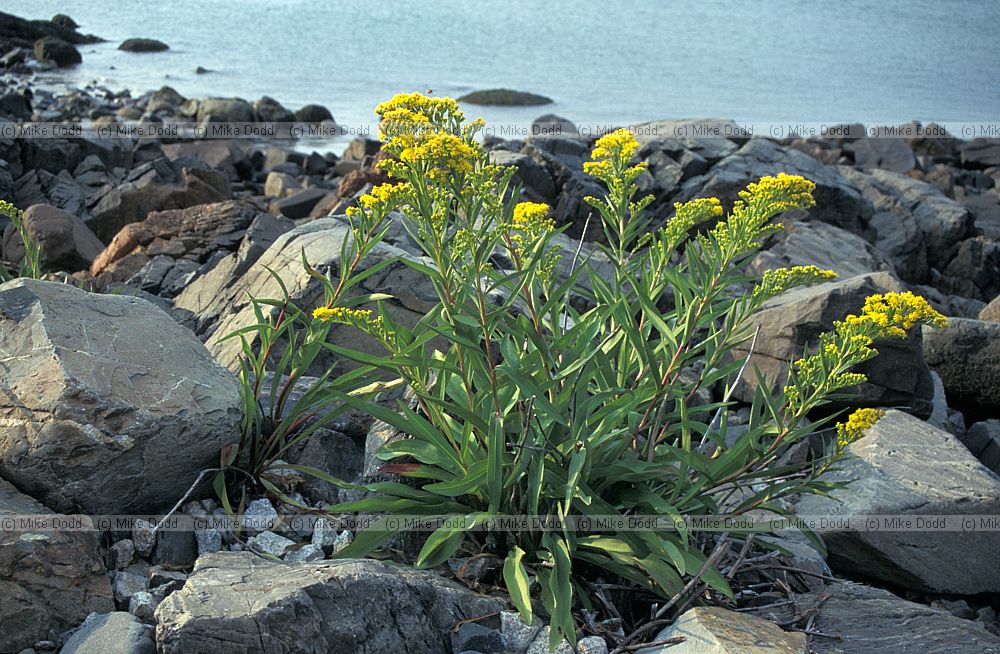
3, 10, 1000, 654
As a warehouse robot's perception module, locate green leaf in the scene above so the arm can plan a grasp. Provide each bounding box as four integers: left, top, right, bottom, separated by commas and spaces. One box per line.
503, 546, 533, 625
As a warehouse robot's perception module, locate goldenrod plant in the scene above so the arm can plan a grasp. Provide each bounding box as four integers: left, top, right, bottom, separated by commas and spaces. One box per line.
0, 201, 42, 281
228, 94, 946, 648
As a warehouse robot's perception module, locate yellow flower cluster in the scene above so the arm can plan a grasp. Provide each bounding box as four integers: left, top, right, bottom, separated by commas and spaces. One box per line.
398, 133, 479, 180
375, 92, 463, 126
739, 173, 816, 214
836, 407, 885, 451
358, 182, 412, 211
507, 202, 559, 280
840, 291, 947, 341
313, 306, 392, 342
590, 128, 640, 162
753, 266, 838, 301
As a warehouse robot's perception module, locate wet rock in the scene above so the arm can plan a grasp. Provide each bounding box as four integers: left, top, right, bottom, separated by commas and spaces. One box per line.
61, 612, 155, 654
2, 203, 103, 272
0, 478, 113, 653
732, 272, 934, 417
154, 551, 504, 654
0, 279, 242, 514
294, 104, 334, 123
922, 318, 1000, 417
795, 410, 1000, 593
118, 38, 169, 53
33, 37, 81, 67
637, 606, 807, 653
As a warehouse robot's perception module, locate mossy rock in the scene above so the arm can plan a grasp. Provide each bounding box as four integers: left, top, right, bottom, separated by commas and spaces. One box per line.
458, 88, 553, 106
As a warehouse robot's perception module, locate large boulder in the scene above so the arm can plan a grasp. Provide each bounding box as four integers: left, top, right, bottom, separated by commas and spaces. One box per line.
733, 272, 934, 417
0, 279, 242, 513
981, 293, 1000, 322
763, 582, 1000, 654
118, 38, 169, 52
960, 138, 1000, 169
847, 137, 915, 173
177, 216, 437, 372
0, 477, 113, 652
795, 410, 1000, 594
61, 611, 156, 654
2, 203, 104, 272
196, 97, 255, 123
922, 318, 1000, 417
675, 139, 874, 235
33, 36, 81, 66
154, 552, 504, 654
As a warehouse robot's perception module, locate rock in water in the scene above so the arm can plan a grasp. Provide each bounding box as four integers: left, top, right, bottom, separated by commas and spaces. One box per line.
0, 478, 114, 653
458, 89, 553, 106
154, 551, 504, 654
795, 410, 1000, 594
0, 279, 242, 514
118, 38, 170, 52
33, 36, 81, 66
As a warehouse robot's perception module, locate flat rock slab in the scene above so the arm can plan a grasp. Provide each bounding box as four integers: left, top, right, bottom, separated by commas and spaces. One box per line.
795, 410, 1000, 594
154, 551, 504, 654
0, 278, 242, 513
637, 606, 807, 653
61, 611, 156, 654
785, 582, 1000, 653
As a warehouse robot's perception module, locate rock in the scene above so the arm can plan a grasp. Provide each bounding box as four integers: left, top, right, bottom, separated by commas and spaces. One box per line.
0, 91, 31, 119
237, 212, 295, 267
577, 636, 609, 654
795, 410, 1000, 593
152, 530, 197, 567
732, 272, 934, 417
922, 318, 1000, 417
459, 89, 552, 106
848, 137, 916, 173
677, 139, 873, 235
452, 623, 504, 654
195, 529, 223, 555
2, 204, 103, 272
980, 295, 1000, 323
242, 498, 278, 533
488, 149, 556, 202
747, 216, 894, 280
154, 551, 504, 653
294, 104, 334, 123
272, 187, 332, 219
87, 160, 229, 242
500, 611, 543, 652
531, 114, 578, 137
780, 582, 1000, 653
0, 478, 113, 652
960, 138, 1000, 169
110, 540, 136, 570
284, 543, 324, 562
196, 217, 438, 373
118, 38, 169, 52
161, 140, 253, 181
939, 235, 1000, 301
128, 592, 157, 624
113, 572, 148, 606
131, 520, 156, 557
61, 612, 156, 654
342, 137, 381, 162
250, 531, 296, 558
0, 279, 242, 513
33, 36, 81, 66
146, 86, 186, 113
311, 518, 339, 551
971, 421, 1000, 473
636, 606, 807, 653
254, 96, 295, 123
291, 428, 364, 505
196, 98, 255, 123
525, 627, 575, 654
264, 171, 301, 198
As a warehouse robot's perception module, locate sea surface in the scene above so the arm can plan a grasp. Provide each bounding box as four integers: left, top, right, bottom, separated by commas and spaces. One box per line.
6, 0, 1000, 149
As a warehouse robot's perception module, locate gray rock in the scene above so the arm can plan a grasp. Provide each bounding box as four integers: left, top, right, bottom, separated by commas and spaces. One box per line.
194, 528, 223, 555
151, 530, 197, 567
112, 572, 148, 605
2, 204, 103, 272
577, 636, 609, 654
0, 478, 113, 653
291, 428, 365, 505
242, 498, 278, 533
196, 97, 254, 123
118, 38, 169, 52
795, 410, 1000, 593
0, 279, 243, 514
273, 187, 332, 219
61, 612, 155, 654
452, 623, 503, 654
636, 606, 807, 653
922, 318, 1000, 416
525, 627, 575, 654
531, 114, 578, 138
981, 293, 1000, 322
294, 104, 334, 124
311, 517, 339, 551
939, 235, 1000, 302
110, 539, 135, 570
33, 36, 81, 66
848, 137, 916, 173
250, 531, 296, 558
127, 591, 157, 624
960, 138, 1000, 169
254, 96, 295, 123
154, 551, 504, 654
131, 520, 155, 558
733, 272, 934, 417
971, 420, 1000, 473
784, 582, 1000, 653
284, 543, 325, 562
500, 611, 543, 653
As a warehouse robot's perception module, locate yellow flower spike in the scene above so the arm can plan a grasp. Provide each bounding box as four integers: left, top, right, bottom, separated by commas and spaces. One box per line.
590, 128, 640, 163
358, 182, 412, 211
836, 408, 886, 451
740, 173, 817, 214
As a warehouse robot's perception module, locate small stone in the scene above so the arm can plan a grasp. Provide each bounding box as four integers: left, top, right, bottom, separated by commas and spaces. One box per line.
112, 571, 148, 605
132, 519, 155, 557
33, 642, 56, 652
195, 528, 222, 555
242, 498, 277, 533
110, 539, 135, 569
525, 627, 575, 654
284, 543, 324, 562
148, 566, 188, 588
128, 591, 157, 624
501, 611, 543, 652
331, 530, 353, 554
577, 636, 609, 654
311, 517, 339, 551
452, 622, 503, 654
932, 598, 976, 620
250, 531, 295, 558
